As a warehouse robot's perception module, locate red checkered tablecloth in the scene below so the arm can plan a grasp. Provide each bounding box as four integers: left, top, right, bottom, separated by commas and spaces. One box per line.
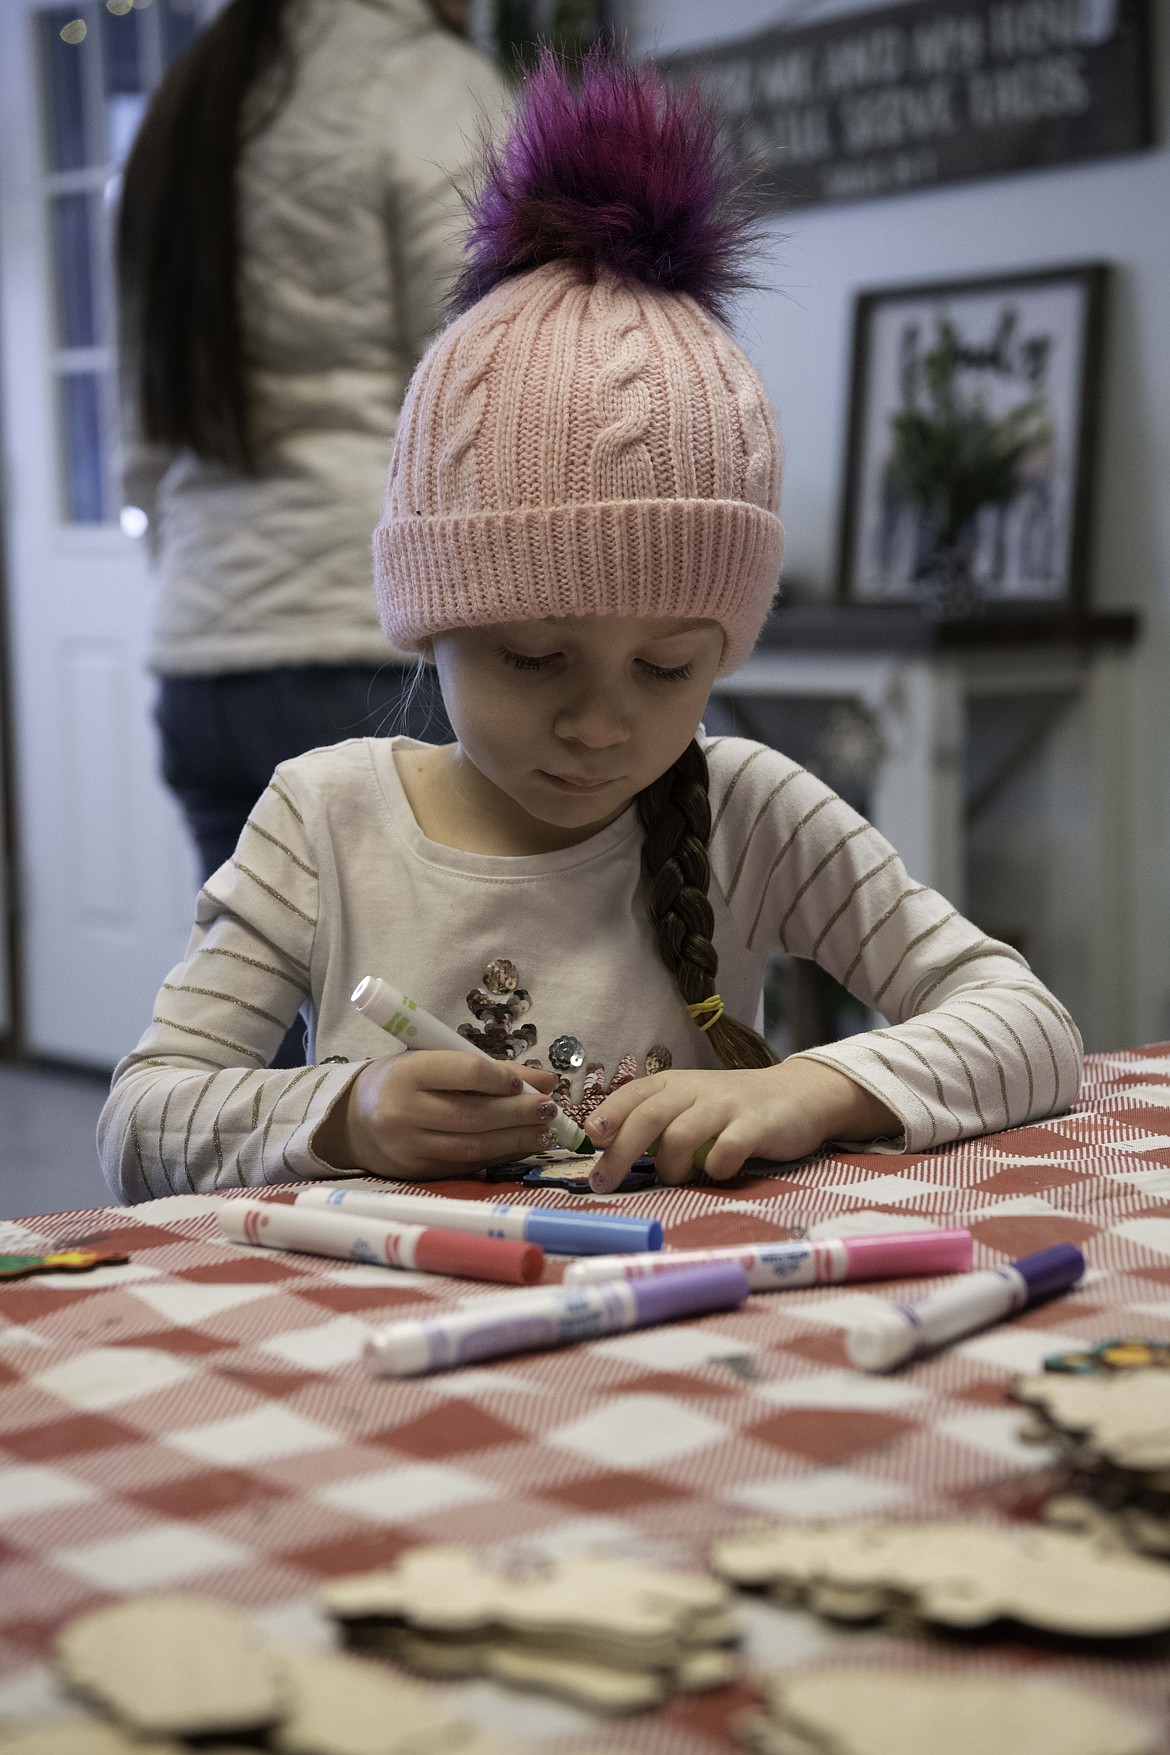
4, 1046, 1170, 1749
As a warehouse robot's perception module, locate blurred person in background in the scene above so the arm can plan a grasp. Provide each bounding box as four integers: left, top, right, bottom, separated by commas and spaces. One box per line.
117, 0, 504, 896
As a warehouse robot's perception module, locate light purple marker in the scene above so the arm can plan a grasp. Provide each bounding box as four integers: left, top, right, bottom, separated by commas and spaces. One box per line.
364, 1261, 751, 1377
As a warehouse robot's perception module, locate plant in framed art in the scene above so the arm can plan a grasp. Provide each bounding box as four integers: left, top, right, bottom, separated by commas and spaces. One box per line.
838, 264, 1107, 615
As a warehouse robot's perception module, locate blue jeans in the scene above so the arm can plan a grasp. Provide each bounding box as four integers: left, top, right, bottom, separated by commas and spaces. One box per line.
155, 663, 451, 1065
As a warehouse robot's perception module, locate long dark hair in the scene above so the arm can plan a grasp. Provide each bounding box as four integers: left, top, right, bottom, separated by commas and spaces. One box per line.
117, 0, 296, 473
637, 742, 777, 1071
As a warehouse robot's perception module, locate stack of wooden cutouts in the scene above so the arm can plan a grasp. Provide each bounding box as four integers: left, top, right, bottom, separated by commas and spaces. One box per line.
1016, 1370, 1170, 1556
323, 1545, 741, 1712
1, 1596, 514, 1755
710, 1520, 1170, 1639
737, 1669, 1155, 1755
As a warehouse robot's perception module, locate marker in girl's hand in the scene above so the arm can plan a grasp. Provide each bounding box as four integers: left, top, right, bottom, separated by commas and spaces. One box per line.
352, 976, 592, 1155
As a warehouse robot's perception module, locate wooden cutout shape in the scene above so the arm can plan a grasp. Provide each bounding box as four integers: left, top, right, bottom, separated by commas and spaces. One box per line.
325, 1546, 731, 1649
1045, 1492, 1170, 1559
483, 1643, 671, 1713
1014, 1372, 1170, 1472
325, 1546, 738, 1712
0, 1731, 181, 1755
273, 1649, 506, 1755
55, 1597, 283, 1736
745, 1670, 1155, 1755
711, 1520, 1170, 1638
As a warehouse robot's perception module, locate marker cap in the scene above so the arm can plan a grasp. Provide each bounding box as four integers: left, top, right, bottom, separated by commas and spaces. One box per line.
629, 1261, 750, 1325
1013, 1243, 1085, 1301
843, 1229, 972, 1280
844, 1307, 917, 1373
524, 1211, 663, 1256
414, 1229, 543, 1285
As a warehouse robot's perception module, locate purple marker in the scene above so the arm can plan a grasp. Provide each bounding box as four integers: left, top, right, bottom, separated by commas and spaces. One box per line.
364, 1261, 750, 1377
846, 1244, 1085, 1373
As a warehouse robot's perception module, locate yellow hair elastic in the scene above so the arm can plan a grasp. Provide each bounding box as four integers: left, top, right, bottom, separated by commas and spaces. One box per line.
685, 994, 725, 1032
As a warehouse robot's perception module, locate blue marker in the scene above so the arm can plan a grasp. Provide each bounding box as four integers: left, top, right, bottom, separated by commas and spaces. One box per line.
295, 1185, 663, 1256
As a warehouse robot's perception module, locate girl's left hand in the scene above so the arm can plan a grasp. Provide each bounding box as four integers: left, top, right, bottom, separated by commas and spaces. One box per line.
583, 1059, 900, 1194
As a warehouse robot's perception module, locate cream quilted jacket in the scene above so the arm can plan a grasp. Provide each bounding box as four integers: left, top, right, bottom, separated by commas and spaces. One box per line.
125, 0, 505, 675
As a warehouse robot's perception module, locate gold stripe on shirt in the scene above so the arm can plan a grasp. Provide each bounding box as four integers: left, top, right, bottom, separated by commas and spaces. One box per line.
776, 823, 871, 945
710, 746, 767, 840
915, 1019, 989, 1132
728, 769, 808, 901
231, 860, 315, 925
841, 889, 935, 994
961, 997, 1036, 1116
270, 781, 304, 824
152, 1013, 267, 1064
955, 1011, 1012, 1130
199, 943, 309, 984
745, 796, 836, 943
867, 904, 953, 1005
283, 1070, 333, 1179
244, 817, 318, 878
163, 982, 287, 1030
183, 1073, 217, 1189
914, 941, 1004, 1008
811, 851, 899, 959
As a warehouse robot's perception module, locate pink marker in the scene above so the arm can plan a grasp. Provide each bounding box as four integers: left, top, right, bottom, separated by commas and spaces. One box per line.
561, 1229, 972, 1292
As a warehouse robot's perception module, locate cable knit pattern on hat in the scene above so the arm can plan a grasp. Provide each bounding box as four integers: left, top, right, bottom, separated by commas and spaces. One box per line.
372, 53, 785, 673
374, 261, 784, 674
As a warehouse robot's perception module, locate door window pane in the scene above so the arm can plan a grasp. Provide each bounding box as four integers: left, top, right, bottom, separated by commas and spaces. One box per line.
59, 372, 106, 523
162, 0, 200, 64
51, 194, 98, 348
100, 1, 145, 96
107, 93, 148, 165
39, 0, 207, 525
41, 7, 92, 171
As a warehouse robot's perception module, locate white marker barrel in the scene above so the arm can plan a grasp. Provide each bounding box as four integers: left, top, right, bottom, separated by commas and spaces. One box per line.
352, 976, 588, 1154
218, 1199, 542, 1285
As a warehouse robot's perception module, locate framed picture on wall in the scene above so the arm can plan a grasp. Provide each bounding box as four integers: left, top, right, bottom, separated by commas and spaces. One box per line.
837, 264, 1108, 615
488, 0, 611, 73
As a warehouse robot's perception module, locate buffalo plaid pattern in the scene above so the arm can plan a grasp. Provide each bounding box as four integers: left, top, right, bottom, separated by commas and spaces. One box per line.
3, 1046, 1170, 1751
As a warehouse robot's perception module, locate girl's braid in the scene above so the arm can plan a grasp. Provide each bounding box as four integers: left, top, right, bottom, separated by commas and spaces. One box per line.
636, 740, 777, 1071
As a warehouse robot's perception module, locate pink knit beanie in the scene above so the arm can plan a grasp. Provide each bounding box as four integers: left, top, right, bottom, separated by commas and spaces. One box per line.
373, 54, 784, 678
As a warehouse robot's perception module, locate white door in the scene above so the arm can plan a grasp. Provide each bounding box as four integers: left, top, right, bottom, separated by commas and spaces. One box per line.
0, 0, 211, 1066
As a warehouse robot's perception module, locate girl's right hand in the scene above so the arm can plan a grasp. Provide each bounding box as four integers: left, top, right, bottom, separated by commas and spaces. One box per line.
312, 1051, 560, 1181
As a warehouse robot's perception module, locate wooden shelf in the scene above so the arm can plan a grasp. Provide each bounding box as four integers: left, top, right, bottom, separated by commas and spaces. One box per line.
757, 603, 1141, 654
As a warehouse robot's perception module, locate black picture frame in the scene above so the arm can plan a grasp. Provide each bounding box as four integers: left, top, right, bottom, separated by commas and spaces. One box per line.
837, 263, 1108, 611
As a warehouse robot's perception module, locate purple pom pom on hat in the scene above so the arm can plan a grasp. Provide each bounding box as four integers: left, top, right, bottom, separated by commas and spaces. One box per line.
451, 50, 761, 321
373, 50, 785, 676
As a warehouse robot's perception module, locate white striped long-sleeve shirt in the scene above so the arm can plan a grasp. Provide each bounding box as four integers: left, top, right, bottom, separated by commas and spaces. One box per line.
98, 734, 1082, 1199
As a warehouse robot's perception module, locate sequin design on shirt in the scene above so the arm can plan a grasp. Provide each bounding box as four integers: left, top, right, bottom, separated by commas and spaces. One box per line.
457, 957, 536, 1061
455, 957, 673, 1126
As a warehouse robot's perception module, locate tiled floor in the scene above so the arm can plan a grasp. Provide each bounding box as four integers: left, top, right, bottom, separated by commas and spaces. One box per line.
0, 1062, 114, 1219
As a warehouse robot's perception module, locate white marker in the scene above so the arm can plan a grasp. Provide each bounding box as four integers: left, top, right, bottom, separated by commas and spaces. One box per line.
351, 975, 590, 1154
218, 1199, 543, 1285
846, 1243, 1085, 1373
364, 1261, 750, 1376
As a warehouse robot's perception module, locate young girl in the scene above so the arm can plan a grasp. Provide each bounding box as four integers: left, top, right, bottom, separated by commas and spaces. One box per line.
99, 54, 1081, 1203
